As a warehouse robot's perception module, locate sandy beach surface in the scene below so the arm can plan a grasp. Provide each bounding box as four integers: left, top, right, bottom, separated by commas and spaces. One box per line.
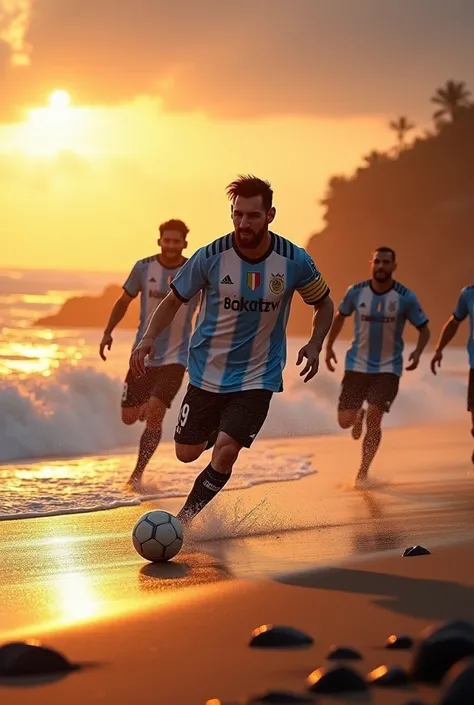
1, 420, 473, 703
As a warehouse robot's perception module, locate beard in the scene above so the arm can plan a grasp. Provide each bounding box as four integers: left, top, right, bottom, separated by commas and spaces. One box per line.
373, 270, 391, 282
235, 225, 267, 250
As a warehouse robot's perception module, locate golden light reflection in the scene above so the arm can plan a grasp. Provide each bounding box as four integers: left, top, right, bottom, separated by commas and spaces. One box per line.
0, 338, 83, 377
55, 572, 100, 623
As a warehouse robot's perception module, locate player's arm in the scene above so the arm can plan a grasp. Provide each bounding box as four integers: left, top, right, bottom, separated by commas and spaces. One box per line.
100, 265, 141, 360
325, 286, 355, 371
141, 290, 184, 343
129, 248, 207, 377
430, 290, 467, 374
405, 294, 430, 371
295, 253, 334, 382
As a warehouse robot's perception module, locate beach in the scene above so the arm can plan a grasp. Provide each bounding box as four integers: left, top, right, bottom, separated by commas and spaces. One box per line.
1, 269, 474, 702
1, 420, 473, 703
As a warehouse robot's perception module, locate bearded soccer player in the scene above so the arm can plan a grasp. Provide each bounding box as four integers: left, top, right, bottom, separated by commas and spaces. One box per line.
129, 175, 334, 525
430, 285, 474, 464
325, 247, 430, 486
100, 219, 199, 490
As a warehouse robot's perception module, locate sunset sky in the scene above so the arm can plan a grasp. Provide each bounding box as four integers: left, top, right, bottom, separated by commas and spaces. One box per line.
1, 0, 473, 272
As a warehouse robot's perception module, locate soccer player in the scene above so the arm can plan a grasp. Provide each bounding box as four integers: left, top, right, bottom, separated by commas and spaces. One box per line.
99, 219, 199, 489
325, 247, 430, 486
129, 175, 334, 525
430, 285, 474, 464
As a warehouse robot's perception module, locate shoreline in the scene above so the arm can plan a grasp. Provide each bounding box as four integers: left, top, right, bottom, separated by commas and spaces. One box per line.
1, 417, 470, 521
0, 420, 473, 643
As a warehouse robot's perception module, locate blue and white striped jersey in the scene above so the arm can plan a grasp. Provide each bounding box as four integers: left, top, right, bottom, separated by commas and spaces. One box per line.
169, 232, 330, 394
123, 255, 199, 367
339, 280, 428, 376
453, 285, 474, 369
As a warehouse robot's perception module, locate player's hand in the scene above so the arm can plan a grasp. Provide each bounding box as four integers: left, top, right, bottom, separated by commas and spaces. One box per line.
129, 338, 153, 378
297, 342, 321, 383
325, 346, 337, 372
405, 350, 421, 371
430, 350, 443, 375
99, 333, 113, 361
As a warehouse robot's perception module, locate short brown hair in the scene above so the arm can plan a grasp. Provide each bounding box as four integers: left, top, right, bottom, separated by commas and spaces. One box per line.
159, 219, 189, 239
226, 174, 273, 212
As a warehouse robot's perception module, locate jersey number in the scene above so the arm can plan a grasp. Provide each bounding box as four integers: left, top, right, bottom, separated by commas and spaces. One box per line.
176, 403, 190, 433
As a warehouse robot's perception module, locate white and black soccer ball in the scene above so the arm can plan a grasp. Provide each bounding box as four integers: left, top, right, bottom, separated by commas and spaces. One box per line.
132, 510, 183, 562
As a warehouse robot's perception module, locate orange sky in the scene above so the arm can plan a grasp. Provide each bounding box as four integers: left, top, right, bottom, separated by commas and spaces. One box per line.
1, 0, 473, 272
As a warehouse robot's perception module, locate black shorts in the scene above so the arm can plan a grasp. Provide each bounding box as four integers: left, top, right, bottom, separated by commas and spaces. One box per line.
121, 364, 186, 409
338, 371, 400, 414
468, 368, 474, 412
174, 384, 273, 448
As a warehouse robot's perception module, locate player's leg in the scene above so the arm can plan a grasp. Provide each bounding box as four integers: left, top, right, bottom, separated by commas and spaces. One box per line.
121, 369, 147, 425
355, 373, 400, 485
126, 365, 187, 488
337, 372, 368, 440
174, 385, 223, 463
468, 369, 474, 465
176, 389, 273, 526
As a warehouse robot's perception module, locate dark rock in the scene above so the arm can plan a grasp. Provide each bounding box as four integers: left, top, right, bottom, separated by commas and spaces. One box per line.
368, 664, 410, 686
0, 640, 75, 676
411, 620, 474, 684
440, 658, 474, 705
249, 625, 313, 649
385, 634, 415, 650
402, 545, 431, 556
326, 645, 362, 660
307, 665, 367, 693
247, 691, 313, 704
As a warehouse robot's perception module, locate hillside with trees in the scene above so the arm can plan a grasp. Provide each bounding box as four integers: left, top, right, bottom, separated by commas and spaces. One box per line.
288, 79, 474, 343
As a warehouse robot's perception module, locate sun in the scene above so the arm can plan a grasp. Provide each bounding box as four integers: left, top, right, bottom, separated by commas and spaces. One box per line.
49, 90, 71, 110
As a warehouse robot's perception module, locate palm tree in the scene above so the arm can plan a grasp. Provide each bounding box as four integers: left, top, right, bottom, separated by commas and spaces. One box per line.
431, 80, 472, 122
389, 116, 415, 149
362, 150, 389, 167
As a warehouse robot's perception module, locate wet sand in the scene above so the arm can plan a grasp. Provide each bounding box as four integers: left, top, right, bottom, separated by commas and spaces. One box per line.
0, 420, 472, 643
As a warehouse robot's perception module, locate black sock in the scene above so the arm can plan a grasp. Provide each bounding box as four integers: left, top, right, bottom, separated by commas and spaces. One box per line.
129, 428, 162, 482
177, 464, 230, 522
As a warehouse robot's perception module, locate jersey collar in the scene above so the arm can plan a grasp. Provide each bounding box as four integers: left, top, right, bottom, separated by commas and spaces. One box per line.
232, 231, 275, 265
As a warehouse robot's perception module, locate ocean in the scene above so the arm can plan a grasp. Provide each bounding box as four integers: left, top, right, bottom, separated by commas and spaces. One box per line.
0, 267, 469, 520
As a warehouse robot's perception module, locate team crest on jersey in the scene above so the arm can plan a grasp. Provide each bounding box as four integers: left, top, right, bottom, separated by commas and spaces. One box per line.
269, 273, 284, 295
246, 272, 261, 291
388, 300, 397, 312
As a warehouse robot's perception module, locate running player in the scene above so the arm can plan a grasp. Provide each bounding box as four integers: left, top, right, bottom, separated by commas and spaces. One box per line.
430, 285, 474, 464
325, 247, 430, 486
99, 219, 199, 489
129, 175, 334, 525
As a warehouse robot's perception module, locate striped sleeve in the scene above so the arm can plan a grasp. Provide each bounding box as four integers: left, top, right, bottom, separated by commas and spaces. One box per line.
453, 288, 469, 322
170, 247, 207, 302
123, 262, 142, 298
296, 251, 330, 305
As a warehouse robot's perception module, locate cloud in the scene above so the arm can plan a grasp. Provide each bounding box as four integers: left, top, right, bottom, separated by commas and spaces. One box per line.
1, 0, 473, 122
0, 0, 33, 66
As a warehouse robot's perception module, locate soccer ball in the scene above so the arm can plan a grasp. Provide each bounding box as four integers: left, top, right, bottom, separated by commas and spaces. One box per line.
132, 510, 183, 562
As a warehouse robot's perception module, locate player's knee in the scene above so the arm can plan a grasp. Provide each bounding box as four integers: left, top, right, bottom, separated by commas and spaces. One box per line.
366, 406, 383, 431
212, 435, 240, 472
175, 443, 203, 463
338, 410, 356, 429
144, 398, 166, 431
122, 408, 138, 425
